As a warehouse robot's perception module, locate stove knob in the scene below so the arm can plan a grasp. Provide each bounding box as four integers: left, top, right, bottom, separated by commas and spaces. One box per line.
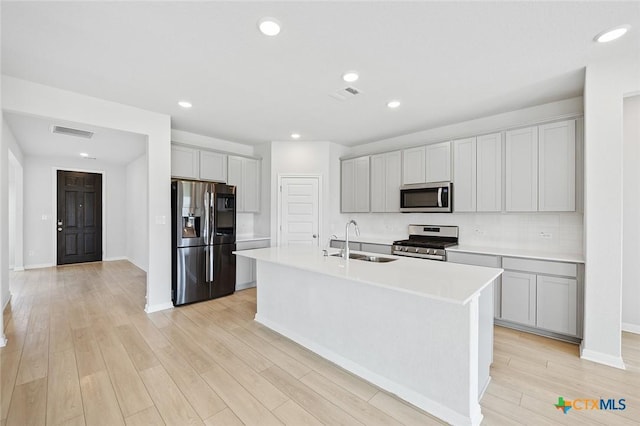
414, 248, 420, 253
426, 249, 432, 255
403, 247, 409, 252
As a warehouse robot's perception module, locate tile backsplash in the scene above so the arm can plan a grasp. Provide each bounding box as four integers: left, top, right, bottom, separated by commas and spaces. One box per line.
330, 212, 583, 254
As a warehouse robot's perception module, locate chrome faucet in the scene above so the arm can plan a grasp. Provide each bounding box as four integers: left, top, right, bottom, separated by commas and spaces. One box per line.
323, 234, 338, 256
344, 220, 360, 259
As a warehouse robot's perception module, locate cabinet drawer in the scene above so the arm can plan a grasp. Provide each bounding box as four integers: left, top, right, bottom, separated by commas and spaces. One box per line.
447, 251, 501, 268
360, 243, 392, 255
502, 257, 577, 277
236, 240, 270, 251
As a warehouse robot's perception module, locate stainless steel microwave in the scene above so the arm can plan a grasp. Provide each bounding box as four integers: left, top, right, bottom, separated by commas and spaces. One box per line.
400, 182, 452, 213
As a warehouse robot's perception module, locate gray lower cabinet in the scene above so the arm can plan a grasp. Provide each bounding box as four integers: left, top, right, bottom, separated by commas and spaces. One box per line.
329, 240, 392, 255
235, 239, 270, 290
448, 251, 583, 341
501, 256, 582, 339
501, 271, 537, 326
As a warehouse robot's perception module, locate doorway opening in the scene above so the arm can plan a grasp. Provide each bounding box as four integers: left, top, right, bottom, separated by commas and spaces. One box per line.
56, 170, 103, 265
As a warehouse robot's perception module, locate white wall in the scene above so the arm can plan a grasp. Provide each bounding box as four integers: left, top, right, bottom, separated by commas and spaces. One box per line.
253, 142, 272, 237
269, 141, 341, 246
22, 156, 127, 268
0, 54, 7, 344
126, 154, 148, 272
2, 76, 172, 313
582, 53, 640, 368
622, 95, 640, 333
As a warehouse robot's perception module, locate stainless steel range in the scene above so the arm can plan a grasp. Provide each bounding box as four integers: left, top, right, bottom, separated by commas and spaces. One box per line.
392, 225, 458, 261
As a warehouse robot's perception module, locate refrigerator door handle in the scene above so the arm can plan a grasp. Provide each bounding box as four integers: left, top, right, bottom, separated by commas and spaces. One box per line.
209, 246, 215, 282
204, 191, 210, 245
204, 246, 210, 282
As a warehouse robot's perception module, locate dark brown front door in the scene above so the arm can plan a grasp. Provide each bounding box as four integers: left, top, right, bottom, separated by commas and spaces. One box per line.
57, 170, 103, 265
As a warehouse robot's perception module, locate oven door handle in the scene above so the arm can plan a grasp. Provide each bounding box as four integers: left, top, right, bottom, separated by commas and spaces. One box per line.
437, 188, 443, 207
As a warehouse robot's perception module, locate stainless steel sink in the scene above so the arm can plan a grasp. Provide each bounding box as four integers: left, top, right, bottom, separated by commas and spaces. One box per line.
330, 253, 397, 263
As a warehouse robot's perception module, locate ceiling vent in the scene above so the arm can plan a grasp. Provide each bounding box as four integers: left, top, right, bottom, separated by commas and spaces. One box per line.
329, 86, 362, 101
51, 125, 94, 139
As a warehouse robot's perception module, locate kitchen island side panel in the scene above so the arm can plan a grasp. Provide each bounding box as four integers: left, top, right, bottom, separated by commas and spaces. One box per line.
254, 260, 488, 426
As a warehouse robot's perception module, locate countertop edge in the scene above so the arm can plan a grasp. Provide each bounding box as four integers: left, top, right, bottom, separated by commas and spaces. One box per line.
235, 248, 503, 305
446, 246, 585, 264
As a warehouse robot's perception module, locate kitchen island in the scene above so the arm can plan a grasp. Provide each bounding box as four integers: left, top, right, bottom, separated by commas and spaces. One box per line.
235, 247, 503, 426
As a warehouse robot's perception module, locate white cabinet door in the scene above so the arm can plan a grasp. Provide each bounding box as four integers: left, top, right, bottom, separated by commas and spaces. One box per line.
476, 132, 502, 212
536, 275, 577, 336
200, 151, 227, 182
501, 271, 537, 326
453, 137, 476, 212
228, 156, 261, 213
354, 156, 370, 212
243, 158, 260, 213
371, 151, 401, 212
227, 156, 243, 210
171, 145, 199, 179
341, 159, 356, 212
384, 151, 402, 212
425, 141, 451, 182
538, 120, 575, 212
370, 154, 386, 213
505, 126, 538, 211
402, 146, 426, 184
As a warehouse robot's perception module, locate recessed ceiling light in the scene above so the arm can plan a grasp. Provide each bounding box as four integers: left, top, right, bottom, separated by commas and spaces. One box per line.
258, 18, 281, 36
594, 25, 630, 43
178, 101, 192, 108
342, 72, 359, 83
80, 153, 89, 157
387, 100, 401, 109
291, 133, 301, 139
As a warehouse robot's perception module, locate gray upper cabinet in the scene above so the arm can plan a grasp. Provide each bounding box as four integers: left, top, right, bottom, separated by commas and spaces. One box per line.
538, 120, 576, 212
402, 146, 426, 184
453, 133, 502, 213
171, 145, 199, 179
371, 151, 401, 212
453, 137, 477, 212
505, 126, 538, 212
425, 141, 451, 182
171, 144, 227, 183
476, 133, 502, 212
341, 156, 370, 212
227, 155, 260, 213
199, 151, 227, 182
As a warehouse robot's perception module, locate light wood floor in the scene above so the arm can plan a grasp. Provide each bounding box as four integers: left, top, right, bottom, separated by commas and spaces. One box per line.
1, 261, 639, 426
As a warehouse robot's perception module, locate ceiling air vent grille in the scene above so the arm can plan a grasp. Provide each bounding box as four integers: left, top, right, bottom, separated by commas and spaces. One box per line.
329, 86, 362, 101
51, 125, 94, 139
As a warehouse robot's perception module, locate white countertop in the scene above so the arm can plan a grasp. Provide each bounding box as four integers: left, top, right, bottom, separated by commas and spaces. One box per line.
447, 245, 584, 263
235, 246, 502, 305
236, 235, 271, 243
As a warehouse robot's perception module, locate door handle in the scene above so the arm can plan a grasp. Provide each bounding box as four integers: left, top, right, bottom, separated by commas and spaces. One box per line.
57, 227, 63, 232
312, 234, 317, 238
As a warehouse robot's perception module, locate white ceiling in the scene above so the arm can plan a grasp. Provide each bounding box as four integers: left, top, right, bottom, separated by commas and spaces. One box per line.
3, 112, 147, 164
2, 2, 639, 147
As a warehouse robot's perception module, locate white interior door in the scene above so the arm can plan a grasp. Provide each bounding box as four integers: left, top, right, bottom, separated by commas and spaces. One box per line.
279, 176, 320, 247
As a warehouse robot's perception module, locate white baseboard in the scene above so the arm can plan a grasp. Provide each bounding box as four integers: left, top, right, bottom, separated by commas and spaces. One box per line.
24, 263, 55, 270
12, 266, 25, 272
235, 281, 256, 291
145, 302, 174, 314
0, 334, 7, 348
622, 322, 640, 335
580, 343, 626, 370
2, 293, 12, 312
104, 256, 128, 262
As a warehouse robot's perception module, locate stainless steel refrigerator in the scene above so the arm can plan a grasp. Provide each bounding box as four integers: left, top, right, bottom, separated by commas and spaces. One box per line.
171, 179, 236, 306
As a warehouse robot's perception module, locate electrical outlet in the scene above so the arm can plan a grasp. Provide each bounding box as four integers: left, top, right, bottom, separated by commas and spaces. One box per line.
474, 228, 486, 236
539, 232, 553, 239
28, 250, 35, 256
